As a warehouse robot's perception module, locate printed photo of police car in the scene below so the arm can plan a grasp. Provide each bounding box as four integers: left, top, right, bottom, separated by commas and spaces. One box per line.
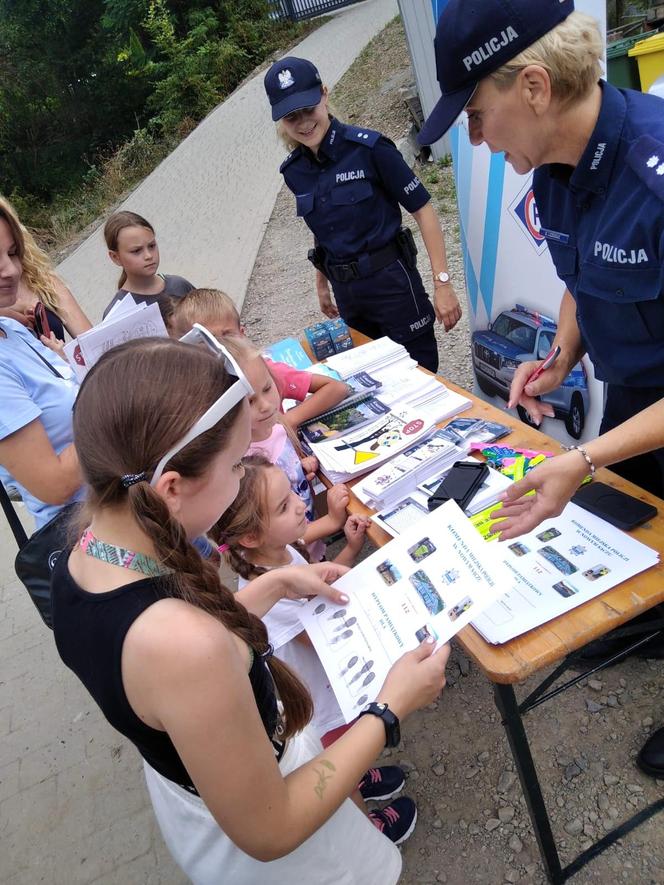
471, 304, 589, 439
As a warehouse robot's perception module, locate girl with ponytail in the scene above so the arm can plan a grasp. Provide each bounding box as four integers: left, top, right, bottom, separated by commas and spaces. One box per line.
51, 334, 449, 884
102, 210, 194, 323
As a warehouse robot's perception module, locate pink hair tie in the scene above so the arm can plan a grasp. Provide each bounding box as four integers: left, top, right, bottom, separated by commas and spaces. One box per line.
217, 543, 230, 553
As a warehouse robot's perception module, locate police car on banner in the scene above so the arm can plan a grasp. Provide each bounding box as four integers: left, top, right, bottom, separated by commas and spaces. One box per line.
471, 305, 590, 439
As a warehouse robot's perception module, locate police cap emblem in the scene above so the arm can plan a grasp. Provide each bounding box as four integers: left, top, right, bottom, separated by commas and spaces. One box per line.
278, 69, 295, 89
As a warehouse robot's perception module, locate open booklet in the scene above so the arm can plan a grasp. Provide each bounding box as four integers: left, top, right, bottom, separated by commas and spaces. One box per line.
63, 295, 168, 381
299, 500, 511, 723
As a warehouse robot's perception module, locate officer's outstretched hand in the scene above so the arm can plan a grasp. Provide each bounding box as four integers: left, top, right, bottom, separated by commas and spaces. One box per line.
490, 452, 590, 540
316, 280, 340, 319
507, 359, 566, 426
433, 284, 462, 332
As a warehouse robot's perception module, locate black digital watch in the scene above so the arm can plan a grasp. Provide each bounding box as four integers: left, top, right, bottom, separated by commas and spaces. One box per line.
358, 701, 401, 748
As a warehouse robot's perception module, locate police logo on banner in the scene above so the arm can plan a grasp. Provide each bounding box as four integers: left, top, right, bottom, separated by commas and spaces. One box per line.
508, 180, 548, 255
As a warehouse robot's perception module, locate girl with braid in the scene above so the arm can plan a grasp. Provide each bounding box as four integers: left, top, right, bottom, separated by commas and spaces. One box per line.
214, 453, 410, 824
50, 336, 450, 883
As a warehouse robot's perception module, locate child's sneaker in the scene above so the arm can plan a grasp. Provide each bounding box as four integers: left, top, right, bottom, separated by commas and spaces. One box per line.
358, 765, 405, 801
368, 797, 417, 845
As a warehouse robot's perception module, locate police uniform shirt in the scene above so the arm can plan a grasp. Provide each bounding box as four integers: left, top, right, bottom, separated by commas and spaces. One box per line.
281, 117, 431, 261
533, 80, 664, 387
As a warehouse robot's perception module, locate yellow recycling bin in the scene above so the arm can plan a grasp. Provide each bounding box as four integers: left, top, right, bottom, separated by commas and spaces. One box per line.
629, 32, 664, 93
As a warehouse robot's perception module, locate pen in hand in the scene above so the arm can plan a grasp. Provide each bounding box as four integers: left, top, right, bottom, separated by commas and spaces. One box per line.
525, 345, 561, 386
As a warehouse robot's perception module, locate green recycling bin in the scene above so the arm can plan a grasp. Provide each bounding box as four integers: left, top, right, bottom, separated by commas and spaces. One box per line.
607, 35, 646, 91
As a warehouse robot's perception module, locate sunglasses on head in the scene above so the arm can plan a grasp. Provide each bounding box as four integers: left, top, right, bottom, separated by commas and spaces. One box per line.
149, 324, 253, 486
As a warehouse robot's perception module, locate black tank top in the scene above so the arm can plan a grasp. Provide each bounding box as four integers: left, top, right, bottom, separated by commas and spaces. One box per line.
51, 553, 283, 792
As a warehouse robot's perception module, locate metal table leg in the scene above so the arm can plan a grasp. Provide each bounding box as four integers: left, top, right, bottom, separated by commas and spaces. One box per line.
493, 683, 564, 885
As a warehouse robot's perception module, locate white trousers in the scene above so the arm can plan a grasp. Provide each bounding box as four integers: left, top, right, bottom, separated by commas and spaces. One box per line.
144, 726, 402, 885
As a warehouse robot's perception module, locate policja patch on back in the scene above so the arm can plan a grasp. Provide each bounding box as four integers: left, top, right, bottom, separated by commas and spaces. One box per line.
626, 134, 664, 203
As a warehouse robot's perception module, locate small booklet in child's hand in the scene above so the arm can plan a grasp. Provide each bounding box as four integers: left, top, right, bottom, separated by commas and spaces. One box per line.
298, 500, 510, 722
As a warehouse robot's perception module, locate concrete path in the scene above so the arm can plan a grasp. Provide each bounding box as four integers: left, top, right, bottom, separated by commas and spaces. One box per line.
56, 0, 398, 323
2, 3, 396, 883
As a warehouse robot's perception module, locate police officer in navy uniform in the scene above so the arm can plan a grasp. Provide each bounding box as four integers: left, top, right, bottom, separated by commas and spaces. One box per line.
263, 56, 462, 374
419, 0, 664, 775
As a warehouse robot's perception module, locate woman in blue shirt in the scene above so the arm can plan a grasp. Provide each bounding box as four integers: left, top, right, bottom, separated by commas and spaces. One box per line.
0, 197, 82, 529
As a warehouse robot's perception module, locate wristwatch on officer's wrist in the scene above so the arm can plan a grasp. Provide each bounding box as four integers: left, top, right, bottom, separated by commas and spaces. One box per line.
358, 701, 401, 748
434, 270, 451, 287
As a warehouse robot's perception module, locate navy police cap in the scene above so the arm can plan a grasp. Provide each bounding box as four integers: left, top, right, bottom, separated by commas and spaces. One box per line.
419, 0, 575, 145
264, 56, 323, 122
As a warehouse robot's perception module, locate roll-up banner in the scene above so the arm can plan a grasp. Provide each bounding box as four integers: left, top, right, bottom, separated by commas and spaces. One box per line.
428, 0, 607, 444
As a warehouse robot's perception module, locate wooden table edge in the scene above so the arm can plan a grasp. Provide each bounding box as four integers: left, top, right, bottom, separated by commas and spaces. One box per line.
303, 330, 664, 685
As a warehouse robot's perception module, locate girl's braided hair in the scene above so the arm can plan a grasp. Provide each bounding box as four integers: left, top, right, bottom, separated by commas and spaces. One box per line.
211, 453, 310, 581
73, 338, 312, 737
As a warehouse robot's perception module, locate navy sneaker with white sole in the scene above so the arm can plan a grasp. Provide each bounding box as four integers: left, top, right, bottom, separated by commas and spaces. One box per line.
358, 765, 405, 802
368, 797, 417, 845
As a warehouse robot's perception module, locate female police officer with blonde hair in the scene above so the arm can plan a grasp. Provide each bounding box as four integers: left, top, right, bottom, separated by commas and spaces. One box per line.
419, 0, 664, 775
263, 56, 462, 374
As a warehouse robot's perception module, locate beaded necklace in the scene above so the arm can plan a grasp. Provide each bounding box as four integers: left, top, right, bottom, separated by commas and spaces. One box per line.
80, 528, 172, 578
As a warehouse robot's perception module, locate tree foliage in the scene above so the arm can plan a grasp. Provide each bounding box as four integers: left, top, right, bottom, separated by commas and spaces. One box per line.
0, 0, 302, 210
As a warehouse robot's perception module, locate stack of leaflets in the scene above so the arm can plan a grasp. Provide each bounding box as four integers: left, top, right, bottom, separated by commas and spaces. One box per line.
470, 502, 660, 644
379, 370, 472, 426
324, 336, 414, 379
63, 295, 168, 382
298, 499, 511, 723
370, 458, 514, 537
323, 337, 473, 425
309, 406, 435, 483
355, 427, 469, 510
343, 371, 382, 397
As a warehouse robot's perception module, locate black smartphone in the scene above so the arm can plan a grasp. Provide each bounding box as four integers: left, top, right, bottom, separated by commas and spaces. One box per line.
572, 481, 657, 531
427, 460, 489, 512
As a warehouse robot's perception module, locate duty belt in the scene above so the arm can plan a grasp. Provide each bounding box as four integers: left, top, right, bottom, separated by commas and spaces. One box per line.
325, 238, 403, 283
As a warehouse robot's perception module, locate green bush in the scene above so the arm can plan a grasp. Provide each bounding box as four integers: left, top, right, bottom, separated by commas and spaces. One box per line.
0, 0, 315, 244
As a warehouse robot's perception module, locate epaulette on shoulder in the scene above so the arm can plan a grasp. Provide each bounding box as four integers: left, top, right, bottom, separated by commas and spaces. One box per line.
280, 146, 302, 173
343, 126, 381, 148
626, 134, 664, 204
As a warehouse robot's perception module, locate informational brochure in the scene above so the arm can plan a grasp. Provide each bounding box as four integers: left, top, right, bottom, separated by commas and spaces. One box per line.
357, 428, 468, 510
310, 406, 434, 483
373, 496, 431, 536
299, 500, 511, 722
63, 298, 167, 381
443, 417, 512, 445
299, 395, 391, 443
263, 337, 312, 370
371, 459, 513, 537
471, 502, 660, 644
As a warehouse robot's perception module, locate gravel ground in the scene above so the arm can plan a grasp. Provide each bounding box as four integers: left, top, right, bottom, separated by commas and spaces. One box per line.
242, 17, 664, 885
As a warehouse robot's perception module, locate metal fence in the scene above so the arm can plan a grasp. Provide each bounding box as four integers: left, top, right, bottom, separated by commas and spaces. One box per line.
269, 0, 364, 21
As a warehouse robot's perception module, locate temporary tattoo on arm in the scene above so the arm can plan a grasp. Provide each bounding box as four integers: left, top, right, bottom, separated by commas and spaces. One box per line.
313, 759, 336, 800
